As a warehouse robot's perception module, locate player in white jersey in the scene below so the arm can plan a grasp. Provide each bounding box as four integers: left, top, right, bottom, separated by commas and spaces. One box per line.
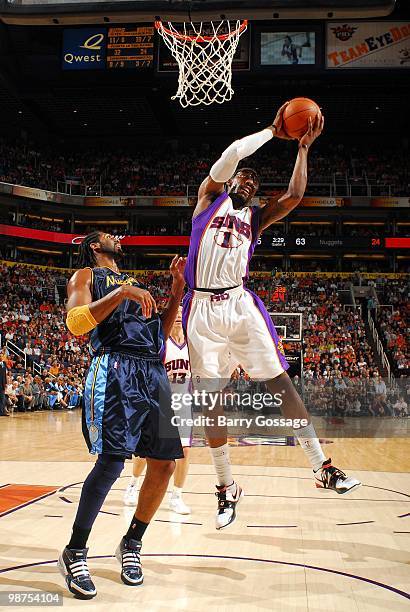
182, 102, 361, 529
124, 306, 193, 515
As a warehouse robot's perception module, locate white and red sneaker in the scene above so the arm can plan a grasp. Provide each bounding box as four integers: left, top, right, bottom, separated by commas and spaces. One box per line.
314, 459, 361, 494
215, 482, 244, 530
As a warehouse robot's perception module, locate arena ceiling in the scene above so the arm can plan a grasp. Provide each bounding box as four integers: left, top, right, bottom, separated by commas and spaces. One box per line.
0, 7, 408, 142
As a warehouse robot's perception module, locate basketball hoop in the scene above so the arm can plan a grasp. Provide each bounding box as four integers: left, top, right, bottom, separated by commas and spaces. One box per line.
155, 19, 248, 108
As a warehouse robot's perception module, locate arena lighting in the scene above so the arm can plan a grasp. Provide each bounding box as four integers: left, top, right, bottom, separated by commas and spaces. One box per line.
27, 215, 65, 222
343, 254, 386, 258
289, 254, 334, 258
290, 221, 333, 225
74, 220, 129, 225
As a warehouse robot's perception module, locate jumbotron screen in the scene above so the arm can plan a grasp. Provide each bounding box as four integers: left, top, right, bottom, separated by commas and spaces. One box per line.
260, 31, 316, 65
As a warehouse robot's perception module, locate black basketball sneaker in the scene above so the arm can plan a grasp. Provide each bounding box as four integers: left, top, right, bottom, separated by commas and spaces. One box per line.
314, 458, 361, 494
215, 482, 244, 530
115, 537, 144, 586
57, 547, 97, 599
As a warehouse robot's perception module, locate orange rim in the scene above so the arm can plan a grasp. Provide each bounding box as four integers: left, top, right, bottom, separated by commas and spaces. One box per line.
154, 20, 248, 43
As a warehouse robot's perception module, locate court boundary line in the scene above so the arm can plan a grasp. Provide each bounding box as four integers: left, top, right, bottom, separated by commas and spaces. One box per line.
0, 553, 408, 601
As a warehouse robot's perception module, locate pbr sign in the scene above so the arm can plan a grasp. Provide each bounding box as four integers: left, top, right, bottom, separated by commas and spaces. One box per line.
62, 28, 106, 70
326, 21, 410, 69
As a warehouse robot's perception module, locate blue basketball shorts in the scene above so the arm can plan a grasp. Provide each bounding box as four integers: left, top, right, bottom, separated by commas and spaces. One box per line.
82, 352, 184, 460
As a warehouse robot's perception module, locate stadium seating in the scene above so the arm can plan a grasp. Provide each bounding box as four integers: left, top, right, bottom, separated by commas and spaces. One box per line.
0, 263, 408, 418
1, 138, 409, 196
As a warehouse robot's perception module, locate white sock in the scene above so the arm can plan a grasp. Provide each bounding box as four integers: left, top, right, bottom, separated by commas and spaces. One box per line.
209, 443, 234, 487
293, 423, 326, 472
172, 486, 183, 498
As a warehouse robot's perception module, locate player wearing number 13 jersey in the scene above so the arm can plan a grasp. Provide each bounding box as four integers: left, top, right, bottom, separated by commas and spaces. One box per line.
124, 305, 193, 515
163, 305, 192, 449
182, 103, 361, 530
163, 310, 193, 514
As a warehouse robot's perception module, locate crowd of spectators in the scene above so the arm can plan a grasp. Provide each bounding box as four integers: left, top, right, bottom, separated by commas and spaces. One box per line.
0, 263, 87, 415
0, 264, 408, 419
376, 279, 410, 374
0, 137, 409, 197
304, 374, 408, 418
2, 370, 83, 415
257, 275, 380, 379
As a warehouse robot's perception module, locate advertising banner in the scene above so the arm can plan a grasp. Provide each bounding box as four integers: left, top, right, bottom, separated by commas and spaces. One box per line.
0, 224, 75, 244
0, 225, 190, 247
84, 196, 138, 207
2, 181, 408, 208
299, 196, 344, 207
62, 28, 106, 71
151, 197, 189, 207
11, 184, 83, 206
84, 196, 189, 207
371, 197, 410, 207
327, 21, 410, 69
258, 196, 344, 208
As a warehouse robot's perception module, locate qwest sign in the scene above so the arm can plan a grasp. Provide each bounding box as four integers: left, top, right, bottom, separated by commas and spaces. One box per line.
62, 28, 106, 70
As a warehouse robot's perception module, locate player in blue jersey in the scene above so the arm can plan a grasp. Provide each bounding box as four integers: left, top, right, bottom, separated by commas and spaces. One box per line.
58, 231, 186, 600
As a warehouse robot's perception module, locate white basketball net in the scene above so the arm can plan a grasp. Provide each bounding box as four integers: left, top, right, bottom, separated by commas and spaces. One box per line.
155, 20, 248, 108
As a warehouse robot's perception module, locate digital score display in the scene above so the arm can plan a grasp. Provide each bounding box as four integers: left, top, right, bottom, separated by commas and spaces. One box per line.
257, 236, 388, 249
107, 26, 154, 69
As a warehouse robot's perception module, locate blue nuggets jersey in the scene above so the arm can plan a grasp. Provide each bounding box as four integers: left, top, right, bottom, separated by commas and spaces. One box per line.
88, 267, 164, 359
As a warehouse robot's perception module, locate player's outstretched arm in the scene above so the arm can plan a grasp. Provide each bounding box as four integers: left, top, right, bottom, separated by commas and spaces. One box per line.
160, 256, 186, 340
259, 112, 324, 232
65, 268, 157, 336
194, 103, 291, 218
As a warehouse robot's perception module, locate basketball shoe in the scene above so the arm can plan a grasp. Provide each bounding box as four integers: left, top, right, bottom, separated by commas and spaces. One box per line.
123, 480, 139, 506
169, 491, 191, 515
314, 459, 361, 494
57, 547, 96, 599
115, 537, 144, 586
215, 482, 244, 530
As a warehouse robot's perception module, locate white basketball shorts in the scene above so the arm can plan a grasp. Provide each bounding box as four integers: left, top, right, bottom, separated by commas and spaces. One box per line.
182, 285, 289, 389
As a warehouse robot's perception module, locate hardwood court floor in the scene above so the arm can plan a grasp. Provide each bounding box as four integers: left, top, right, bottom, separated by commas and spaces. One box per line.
0, 411, 409, 611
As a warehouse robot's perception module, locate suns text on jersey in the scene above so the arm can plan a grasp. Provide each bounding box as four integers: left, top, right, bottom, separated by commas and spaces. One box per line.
210, 215, 251, 239
165, 359, 190, 373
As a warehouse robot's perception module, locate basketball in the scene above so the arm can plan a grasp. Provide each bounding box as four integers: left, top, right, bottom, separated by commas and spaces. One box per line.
282, 97, 321, 139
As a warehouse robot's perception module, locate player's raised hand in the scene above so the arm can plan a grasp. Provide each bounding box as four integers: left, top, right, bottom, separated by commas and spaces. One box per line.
170, 255, 186, 288
121, 285, 157, 318
299, 112, 324, 148
271, 101, 294, 140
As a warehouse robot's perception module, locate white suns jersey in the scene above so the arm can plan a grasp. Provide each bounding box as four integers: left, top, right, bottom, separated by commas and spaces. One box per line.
163, 337, 191, 393
184, 192, 260, 290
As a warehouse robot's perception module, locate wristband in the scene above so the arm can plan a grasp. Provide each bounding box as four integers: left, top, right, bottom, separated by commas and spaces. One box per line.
66, 304, 98, 336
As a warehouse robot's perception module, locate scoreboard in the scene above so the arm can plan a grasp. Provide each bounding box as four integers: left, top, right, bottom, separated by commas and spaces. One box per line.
107, 26, 154, 69
257, 236, 390, 250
